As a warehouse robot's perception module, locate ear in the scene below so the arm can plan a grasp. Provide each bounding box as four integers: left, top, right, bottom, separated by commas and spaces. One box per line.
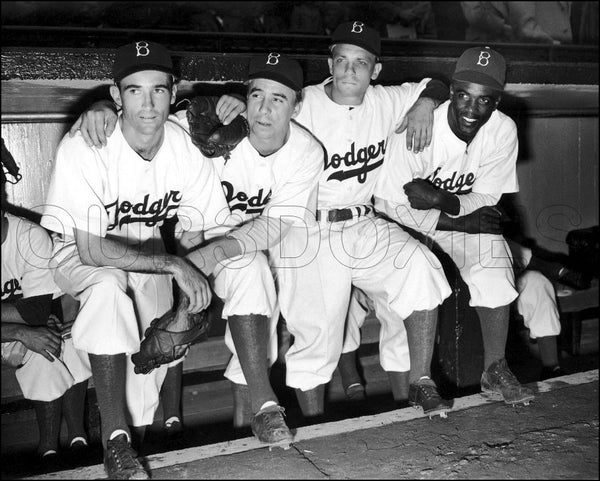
291, 99, 302, 119
494, 94, 501, 109
327, 57, 333, 75
109, 85, 122, 108
371, 62, 382, 81
170, 83, 177, 105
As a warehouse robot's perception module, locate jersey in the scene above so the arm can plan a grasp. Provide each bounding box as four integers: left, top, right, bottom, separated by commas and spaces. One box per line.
41, 115, 230, 250
174, 112, 324, 242
375, 100, 519, 234
295, 77, 430, 209
1, 213, 61, 305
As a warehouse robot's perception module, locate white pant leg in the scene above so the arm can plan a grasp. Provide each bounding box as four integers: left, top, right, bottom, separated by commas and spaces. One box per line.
341, 288, 370, 354
213, 252, 277, 385
280, 222, 353, 391
516, 270, 561, 339
125, 272, 173, 427
51, 244, 140, 355
13, 337, 92, 402
433, 231, 518, 308
353, 219, 451, 372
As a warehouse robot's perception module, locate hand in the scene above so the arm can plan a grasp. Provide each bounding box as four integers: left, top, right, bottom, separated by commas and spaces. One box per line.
403, 179, 439, 210
216, 94, 246, 125
461, 206, 503, 234
17, 325, 62, 362
395, 97, 435, 153
69, 100, 118, 148
170, 258, 212, 314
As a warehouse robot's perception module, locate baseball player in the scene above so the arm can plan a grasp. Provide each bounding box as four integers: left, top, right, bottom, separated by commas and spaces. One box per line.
374, 46, 535, 406
179, 53, 323, 447
280, 20, 453, 418
41, 41, 230, 479
1, 142, 91, 464
66, 53, 323, 448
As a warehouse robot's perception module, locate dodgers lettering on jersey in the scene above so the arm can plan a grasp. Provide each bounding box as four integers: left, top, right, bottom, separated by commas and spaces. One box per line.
105, 190, 182, 231
295, 78, 430, 209
2, 278, 22, 302
426, 166, 476, 194
324, 139, 386, 184
221, 181, 272, 216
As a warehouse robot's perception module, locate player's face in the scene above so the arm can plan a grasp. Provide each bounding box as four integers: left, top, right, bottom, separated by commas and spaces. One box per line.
328, 44, 381, 100
246, 78, 300, 149
448, 80, 501, 142
110, 70, 176, 138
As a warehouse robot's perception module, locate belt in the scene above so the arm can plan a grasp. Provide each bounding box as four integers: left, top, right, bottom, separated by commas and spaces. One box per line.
316, 205, 373, 222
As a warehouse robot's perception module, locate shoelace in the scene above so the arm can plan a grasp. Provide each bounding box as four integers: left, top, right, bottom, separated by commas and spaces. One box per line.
496, 366, 519, 386
416, 384, 439, 400
260, 406, 287, 431
108, 441, 140, 471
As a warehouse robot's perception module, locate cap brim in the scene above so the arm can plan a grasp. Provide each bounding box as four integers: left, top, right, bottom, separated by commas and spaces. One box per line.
330, 38, 380, 57
452, 71, 504, 91
115, 64, 174, 82
248, 71, 302, 92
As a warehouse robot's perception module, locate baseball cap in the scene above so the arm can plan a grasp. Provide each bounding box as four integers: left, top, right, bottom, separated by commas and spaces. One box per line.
330, 20, 381, 58
248, 53, 303, 92
452, 46, 506, 91
112, 40, 173, 83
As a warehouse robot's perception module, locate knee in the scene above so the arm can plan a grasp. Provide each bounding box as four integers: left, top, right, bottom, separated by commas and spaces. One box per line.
518, 270, 552, 294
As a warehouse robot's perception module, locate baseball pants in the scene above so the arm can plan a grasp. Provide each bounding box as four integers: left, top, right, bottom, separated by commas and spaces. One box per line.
217, 251, 279, 386
278, 214, 452, 391
51, 240, 174, 426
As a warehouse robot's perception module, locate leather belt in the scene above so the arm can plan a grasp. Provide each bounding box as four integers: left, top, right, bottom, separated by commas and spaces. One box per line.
316, 205, 373, 222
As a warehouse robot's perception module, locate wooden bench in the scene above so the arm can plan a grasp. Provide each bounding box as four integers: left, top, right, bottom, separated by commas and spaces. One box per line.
557, 284, 599, 356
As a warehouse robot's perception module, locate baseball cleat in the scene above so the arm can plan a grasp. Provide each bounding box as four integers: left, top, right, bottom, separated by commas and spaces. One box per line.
251, 404, 293, 450
481, 358, 535, 406
408, 377, 453, 419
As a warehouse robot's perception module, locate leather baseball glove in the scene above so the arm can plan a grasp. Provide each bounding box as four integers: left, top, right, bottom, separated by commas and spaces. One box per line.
131, 307, 211, 375
186, 96, 249, 160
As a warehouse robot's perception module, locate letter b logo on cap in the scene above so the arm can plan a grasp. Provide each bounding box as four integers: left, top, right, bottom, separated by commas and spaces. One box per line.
266, 53, 280, 65
135, 41, 150, 57
477, 50, 491, 67
351, 21, 364, 33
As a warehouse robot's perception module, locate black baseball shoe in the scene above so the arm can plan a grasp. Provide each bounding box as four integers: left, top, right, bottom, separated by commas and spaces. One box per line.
481, 358, 535, 406
408, 377, 453, 418
104, 434, 149, 480
251, 404, 293, 450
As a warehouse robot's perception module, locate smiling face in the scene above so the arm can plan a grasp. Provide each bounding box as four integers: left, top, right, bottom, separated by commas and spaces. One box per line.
327, 43, 381, 104
448, 80, 501, 142
246, 78, 300, 154
110, 70, 176, 140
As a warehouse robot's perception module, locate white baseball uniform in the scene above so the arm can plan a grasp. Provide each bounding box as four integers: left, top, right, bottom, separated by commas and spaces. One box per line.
508, 240, 561, 338
283, 78, 452, 391
1, 213, 91, 402
41, 116, 230, 425
375, 100, 519, 310
175, 112, 324, 386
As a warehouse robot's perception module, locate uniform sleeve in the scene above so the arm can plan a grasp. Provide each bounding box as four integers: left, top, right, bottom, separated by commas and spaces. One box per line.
19, 223, 62, 298
264, 130, 323, 225
374, 133, 440, 234
41, 134, 108, 238
382, 78, 431, 135
471, 119, 519, 196
457, 192, 502, 216
175, 147, 233, 239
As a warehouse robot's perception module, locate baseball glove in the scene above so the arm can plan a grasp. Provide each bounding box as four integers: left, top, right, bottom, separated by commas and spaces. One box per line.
131, 307, 211, 375
186, 96, 249, 160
